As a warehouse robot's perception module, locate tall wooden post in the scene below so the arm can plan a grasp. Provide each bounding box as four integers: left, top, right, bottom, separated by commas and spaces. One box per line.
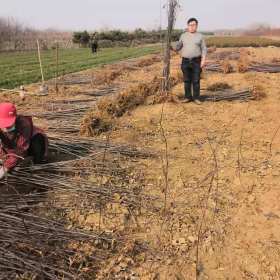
55, 42, 59, 93
36, 39, 45, 84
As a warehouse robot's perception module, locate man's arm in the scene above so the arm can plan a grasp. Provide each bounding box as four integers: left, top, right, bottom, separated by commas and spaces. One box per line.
171, 34, 183, 52
200, 36, 207, 68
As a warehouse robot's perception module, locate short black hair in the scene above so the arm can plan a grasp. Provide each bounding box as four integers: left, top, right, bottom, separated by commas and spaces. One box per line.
187, 18, 198, 25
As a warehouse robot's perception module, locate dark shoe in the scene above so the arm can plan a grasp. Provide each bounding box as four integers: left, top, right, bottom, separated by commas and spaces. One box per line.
181, 98, 192, 103
194, 99, 202, 105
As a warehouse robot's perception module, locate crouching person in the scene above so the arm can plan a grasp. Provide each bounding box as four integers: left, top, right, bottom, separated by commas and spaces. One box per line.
0, 103, 48, 180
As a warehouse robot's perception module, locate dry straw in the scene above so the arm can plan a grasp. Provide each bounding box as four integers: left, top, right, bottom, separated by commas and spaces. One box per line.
250, 84, 267, 100
237, 49, 250, 73
221, 59, 234, 74
207, 82, 232, 91
80, 74, 180, 136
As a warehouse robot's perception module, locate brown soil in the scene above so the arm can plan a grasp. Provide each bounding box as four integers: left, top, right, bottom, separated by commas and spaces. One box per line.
101, 48, 280, 279
2, 48, 280, 279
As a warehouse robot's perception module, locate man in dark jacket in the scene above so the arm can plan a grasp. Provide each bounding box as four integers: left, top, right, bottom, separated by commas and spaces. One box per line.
91, 38, 98, 54
0, 103, 48, 180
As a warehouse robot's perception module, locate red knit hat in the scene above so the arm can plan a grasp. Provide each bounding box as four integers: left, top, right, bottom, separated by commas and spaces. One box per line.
0, 103, 17, 128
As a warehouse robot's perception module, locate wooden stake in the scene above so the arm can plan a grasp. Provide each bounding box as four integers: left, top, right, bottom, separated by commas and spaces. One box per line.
55, 42, 59, 93
36, 39, 45, 84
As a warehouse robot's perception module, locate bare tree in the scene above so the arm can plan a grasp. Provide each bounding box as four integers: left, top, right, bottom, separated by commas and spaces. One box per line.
0, 18, 10, 49
0, 16, 72, 51
162, 0, 179, 93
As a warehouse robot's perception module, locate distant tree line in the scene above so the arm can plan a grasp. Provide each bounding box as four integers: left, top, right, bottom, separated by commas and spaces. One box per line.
0, 17, 34, 50
0, 17, 72, 51
5, 15, 279, 52
2, 18, 204, 51
243, 24, 280, 36
72, 29, 215, 48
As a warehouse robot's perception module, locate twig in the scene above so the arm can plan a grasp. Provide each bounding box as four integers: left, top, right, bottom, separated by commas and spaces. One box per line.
195, 132, 218, 279
159, 102, 169, 214
269, 124, 280, 154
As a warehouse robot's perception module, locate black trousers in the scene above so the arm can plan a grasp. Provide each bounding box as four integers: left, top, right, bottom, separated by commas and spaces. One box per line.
28, 134, 46, 164
181, 57, 202, 100
91, 43, 98, 53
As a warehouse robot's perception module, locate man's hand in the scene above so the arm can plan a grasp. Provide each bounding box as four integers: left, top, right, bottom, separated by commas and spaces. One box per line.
171, 41, 183, 53
170, 43, 177, 52
200, 58, 206, 68
0, 166, 7, 180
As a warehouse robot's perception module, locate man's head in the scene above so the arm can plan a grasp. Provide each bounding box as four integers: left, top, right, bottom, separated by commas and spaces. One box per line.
0, 103, 17, 133
187, 18, 198, 33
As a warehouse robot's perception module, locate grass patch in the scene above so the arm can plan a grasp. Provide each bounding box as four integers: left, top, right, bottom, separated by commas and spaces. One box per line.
0, 45, 160, 89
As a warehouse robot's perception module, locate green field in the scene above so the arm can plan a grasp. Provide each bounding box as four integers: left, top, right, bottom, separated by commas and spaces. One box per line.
206, 36, 280, 48
0, 45, 160, 89
2, 36, 279, 90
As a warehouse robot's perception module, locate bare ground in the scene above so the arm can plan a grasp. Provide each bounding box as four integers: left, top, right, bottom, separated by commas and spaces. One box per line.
1, 48, 280, 279
103, 48, 280, 279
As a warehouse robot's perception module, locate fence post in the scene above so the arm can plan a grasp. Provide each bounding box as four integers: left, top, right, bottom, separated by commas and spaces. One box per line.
36, 39, 45, 84
55, 42, 59, 93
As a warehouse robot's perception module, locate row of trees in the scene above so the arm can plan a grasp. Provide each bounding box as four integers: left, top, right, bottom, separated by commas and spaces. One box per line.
73, 29, 216, 48
1, 16, 216, 51
0, 17, 33, 50
244, 24, 280, 36
72, 29, 183, 47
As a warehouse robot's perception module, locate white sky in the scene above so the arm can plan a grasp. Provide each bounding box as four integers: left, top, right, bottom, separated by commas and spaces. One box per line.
0, 0, 279, 31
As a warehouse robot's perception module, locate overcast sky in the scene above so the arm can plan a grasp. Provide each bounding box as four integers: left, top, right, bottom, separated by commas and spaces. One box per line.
0, 0, 279, 31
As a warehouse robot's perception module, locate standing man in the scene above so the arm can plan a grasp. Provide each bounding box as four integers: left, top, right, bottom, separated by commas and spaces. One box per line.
173, 18, 207, 104
90, 34, 99, 54
91, 38, 98, 54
